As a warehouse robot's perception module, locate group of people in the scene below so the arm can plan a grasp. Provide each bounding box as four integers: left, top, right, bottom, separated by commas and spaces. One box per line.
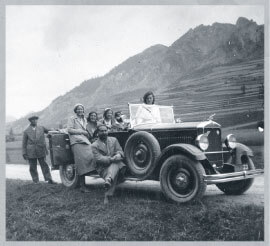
86, 108, 129, 143
67, 103, 127, 202
22, 91, 155, 205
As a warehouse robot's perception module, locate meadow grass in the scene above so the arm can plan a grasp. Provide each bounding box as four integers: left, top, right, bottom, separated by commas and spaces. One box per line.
6, 179, 264, 241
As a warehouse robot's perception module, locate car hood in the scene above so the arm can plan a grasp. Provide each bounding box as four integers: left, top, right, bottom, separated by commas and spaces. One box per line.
133, 120, 221, 131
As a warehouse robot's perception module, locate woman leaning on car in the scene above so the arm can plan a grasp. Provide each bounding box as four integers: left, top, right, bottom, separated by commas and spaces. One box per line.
67, 103, 96, 193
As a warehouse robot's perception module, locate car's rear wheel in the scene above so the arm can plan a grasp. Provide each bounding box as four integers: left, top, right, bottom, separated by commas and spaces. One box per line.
216, 156, 255, 195
59, 164, 79, 188
159, 154, 206, 203
124, 131, 161, 179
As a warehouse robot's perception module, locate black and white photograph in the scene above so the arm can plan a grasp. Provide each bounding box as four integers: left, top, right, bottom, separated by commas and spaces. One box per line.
2, 1, 268, 243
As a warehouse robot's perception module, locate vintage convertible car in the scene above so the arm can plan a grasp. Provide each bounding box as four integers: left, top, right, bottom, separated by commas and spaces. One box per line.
48, 103, 264, 203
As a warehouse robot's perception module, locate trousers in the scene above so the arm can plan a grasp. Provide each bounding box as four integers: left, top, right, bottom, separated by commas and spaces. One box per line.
101, 162, 126, 196
28, 157, 52, 182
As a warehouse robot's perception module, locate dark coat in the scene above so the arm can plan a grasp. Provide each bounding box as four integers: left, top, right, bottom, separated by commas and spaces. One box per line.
22, 125, 49, 159
86, 121, 101, 143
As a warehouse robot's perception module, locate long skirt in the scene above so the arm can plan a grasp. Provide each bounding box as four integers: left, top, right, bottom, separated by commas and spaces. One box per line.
71, 143, 95, 175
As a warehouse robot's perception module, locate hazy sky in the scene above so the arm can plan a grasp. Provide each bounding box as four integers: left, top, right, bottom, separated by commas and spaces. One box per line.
6, 5, 264, 118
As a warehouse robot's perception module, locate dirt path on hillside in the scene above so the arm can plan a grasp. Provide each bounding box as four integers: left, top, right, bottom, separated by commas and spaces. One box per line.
6, 164, 264, 206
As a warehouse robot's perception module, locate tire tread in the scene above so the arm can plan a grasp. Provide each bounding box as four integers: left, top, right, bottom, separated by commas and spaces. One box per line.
159, 154, 206, 203
124, 131, 161, 179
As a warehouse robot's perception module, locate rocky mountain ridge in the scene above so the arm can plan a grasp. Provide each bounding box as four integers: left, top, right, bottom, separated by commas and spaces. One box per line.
8, 17, 264, 133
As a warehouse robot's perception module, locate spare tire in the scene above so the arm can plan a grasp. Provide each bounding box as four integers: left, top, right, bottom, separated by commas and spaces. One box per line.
124, 131, 161, 179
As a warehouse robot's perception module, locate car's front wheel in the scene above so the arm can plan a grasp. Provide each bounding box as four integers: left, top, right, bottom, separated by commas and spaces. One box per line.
159, 154, 206, 203
59, 164, 79, 188
216, 156, 255, 195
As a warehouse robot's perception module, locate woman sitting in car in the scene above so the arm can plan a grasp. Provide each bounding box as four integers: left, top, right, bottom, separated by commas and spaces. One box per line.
100, 108, 116, 131
143, 91, 155, 105
135, 91, 160, 124
113, 111, 129, 131
86, 111, 101, 143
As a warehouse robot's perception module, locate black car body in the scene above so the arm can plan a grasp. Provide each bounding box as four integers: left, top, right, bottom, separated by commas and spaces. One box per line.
48, 104, 263, 203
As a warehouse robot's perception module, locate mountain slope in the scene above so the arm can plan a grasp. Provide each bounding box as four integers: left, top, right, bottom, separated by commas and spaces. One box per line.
9, 17, 264, 133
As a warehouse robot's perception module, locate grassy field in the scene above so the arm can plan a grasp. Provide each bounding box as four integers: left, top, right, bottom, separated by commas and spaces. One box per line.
6, 179, 264, 241
6, 137, 52, 165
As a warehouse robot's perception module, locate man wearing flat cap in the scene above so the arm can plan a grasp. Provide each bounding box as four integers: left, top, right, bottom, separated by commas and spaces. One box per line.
22, 115, 56, 184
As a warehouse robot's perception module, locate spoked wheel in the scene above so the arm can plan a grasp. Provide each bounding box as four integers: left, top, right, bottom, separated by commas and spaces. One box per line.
160, 154, 206, 203
216, 156, 255, 195
59, 164, 79, 188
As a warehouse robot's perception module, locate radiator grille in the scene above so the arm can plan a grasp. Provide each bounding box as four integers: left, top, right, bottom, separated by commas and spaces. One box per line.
152, 131, 197, 149
204, 128, 222, 152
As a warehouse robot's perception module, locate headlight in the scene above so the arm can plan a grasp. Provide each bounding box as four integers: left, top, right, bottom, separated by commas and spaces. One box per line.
225, 134, 237, 149
196, 134, 209, 151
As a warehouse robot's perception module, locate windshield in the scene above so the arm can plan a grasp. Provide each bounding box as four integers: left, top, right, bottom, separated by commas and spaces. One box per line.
129, 104, 175, 127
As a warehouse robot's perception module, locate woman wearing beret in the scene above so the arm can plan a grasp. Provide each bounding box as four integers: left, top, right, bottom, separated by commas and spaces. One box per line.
86, 111, 100, 143
67, 103, 95, 193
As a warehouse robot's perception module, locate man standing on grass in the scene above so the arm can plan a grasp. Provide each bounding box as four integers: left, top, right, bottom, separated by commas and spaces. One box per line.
92, 124, 126, 205
22, 116, 56, 184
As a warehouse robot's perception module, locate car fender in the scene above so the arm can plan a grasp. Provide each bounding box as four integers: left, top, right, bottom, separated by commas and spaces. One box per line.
157, 144, 207, 165
233, 143, 254, 165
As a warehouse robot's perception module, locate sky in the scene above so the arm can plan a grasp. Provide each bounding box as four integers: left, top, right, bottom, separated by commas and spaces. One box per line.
6, 5, 264, 119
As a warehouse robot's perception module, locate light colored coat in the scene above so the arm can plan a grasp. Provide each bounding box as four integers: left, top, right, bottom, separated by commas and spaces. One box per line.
91, 137, 125, 175
67, 115, 90, 145
99, 118, 116, 130
67, 115, 95, 175
22, 125, 49, 158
